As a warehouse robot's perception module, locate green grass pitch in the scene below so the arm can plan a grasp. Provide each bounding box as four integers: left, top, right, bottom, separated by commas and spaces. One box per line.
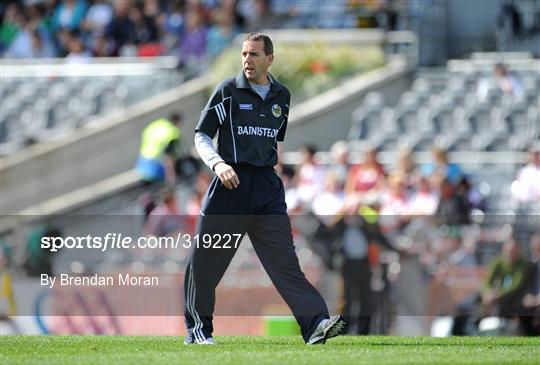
1, 336, 539, 365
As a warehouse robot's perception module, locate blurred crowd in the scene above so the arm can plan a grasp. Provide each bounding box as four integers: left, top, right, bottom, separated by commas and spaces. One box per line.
280, 144, 479, 228
1, 140, 538, 335
283, 142, 539, 221
2, 0, 538, 63
144, 140, 536, 334
452, 233, 540, 336
1, 0, 246, 67
0, 0, 406, 65
280, 143, 539, 335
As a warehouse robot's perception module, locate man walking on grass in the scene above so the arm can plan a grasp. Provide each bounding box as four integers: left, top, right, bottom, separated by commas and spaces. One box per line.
183, 33, 345, 345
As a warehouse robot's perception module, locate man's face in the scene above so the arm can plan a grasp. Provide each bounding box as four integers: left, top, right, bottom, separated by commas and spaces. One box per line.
242, 40, 273, 83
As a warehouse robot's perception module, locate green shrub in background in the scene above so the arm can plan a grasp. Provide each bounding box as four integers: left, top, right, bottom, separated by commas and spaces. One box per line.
210, 43, 385, 102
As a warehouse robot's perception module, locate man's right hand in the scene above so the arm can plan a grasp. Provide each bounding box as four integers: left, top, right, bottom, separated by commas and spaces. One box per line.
213, 162, 240, 189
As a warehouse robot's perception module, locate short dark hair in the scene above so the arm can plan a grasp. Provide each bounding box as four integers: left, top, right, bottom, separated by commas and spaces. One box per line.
244, 32, 273, 55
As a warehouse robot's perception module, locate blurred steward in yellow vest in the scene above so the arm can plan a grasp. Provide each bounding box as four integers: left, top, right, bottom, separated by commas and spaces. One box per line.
136, 113, 182, 185
1, 241, 17, 319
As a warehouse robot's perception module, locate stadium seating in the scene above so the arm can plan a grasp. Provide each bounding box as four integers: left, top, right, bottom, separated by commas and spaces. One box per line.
347, 58, 539, 215
0, 70, 185, 155
348, 65, 539, 153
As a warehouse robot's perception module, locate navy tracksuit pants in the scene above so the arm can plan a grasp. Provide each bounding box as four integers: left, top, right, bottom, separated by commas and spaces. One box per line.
184, 164, 329, 342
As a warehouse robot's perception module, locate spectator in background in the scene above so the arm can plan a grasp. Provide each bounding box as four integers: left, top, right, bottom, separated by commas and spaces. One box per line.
236, 0, 259, 26
24, 225, 62, 277
455, 176, 483, 211
178, 8, 208, 71
482, 237, 529, 318
338, 211, 374, 335
493, 63, 524, 97
4, 3, 56, 58
90, 34, 113, 57
520, 233, 540, 335
55, 28, 73, 57
395, 149, 419, 191
5, 27, 54, 59
0, 3, 25, 53
143, 0, 163, 20
106, 1, 135, 56
453, 235, 529, 335
206, 7, 240, 60
28, 3, 55, 49
1, 241, 19, 333
434, 178, 470, 226
129, 5, 163, 56
240, 0, 284, 32
51, 0, 88, 32
81, 0, 113, 46
143, 188, 185, 237
378, 171, 410, 232
65, 32, 92, 63
295, 145, 326, 207
161, 2, 184, 53
222, 0, 246, 29
422, 147, 462, 186
129, 5, 158, 46
136, 113, 183, 186
345, 147, 385, 204
408, 176, 439, 216
403, 175, 439, 242
331, 204, 394, 335
327, 140, 351, 191
447, 233, 478, 267
477, 63, 524, 101
311, 172, 346, 225
511, 146, 540, 206
29, 29, 55, 58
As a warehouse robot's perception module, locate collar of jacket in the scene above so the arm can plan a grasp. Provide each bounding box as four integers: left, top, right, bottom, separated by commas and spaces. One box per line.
235, 70, 283, 93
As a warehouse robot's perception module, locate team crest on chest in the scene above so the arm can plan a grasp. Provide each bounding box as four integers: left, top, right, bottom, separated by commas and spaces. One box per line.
271, 104, 282, 118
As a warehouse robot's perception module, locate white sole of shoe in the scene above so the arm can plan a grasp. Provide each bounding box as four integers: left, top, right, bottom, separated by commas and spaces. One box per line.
307, 316, 346, 345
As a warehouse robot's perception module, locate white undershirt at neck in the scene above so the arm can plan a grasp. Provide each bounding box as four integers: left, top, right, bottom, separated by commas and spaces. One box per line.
250, 82, 271, 100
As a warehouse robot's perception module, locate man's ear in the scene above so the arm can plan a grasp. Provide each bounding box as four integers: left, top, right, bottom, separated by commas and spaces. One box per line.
267, 54, 274, 67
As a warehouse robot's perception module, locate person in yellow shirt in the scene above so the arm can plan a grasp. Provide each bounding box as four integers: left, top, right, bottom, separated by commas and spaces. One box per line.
136, 113, 182, 186
1, 241, 19, 333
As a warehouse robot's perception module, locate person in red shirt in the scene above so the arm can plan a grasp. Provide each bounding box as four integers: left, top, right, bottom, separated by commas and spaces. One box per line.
345, 147, 386, 204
